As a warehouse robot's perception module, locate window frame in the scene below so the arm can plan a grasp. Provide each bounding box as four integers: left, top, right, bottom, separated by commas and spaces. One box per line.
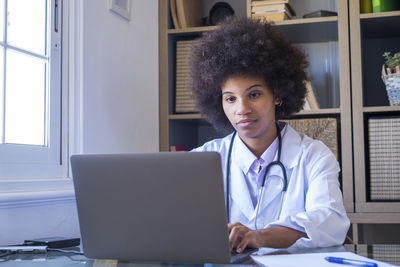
0, 0, 68, 180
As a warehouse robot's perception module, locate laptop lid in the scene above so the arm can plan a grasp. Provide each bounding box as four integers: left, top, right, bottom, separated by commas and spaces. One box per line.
71, 152, 231, 263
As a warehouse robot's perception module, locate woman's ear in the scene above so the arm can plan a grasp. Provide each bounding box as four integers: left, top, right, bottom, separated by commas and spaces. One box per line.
274, 97, 282, 106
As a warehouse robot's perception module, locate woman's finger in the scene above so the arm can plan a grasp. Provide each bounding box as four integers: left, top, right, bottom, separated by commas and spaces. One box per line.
227, 222, 242, 232
229, 225, 244, 251
236, 237, 250, 253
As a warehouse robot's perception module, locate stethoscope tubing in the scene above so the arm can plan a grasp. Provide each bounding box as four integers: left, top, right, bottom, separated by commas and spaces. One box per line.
225, 122, 288, 228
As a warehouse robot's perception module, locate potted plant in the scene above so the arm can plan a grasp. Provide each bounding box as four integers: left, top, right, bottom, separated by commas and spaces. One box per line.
383, 51, 400, 73
382, 51, 400, 106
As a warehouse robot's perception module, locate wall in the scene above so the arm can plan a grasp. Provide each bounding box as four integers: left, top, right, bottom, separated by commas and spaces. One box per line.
0, 0, 159, 245
80, 0, 159, 153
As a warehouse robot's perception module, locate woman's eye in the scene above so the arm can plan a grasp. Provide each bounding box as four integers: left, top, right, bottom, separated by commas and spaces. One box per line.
249, 92, 260, 98
226, 96, 235, 103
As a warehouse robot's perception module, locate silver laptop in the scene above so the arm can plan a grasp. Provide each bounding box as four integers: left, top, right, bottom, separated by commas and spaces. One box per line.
71, 152, 254, 264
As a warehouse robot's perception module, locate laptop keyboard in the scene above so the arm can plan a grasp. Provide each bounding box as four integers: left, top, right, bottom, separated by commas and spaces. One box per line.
230, 248, 258, 263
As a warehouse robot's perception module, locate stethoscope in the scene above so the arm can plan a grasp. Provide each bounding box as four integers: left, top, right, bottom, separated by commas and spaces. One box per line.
225, 122, 288, 229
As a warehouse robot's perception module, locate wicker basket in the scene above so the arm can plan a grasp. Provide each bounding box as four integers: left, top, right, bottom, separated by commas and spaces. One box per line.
382, 65, 400, 106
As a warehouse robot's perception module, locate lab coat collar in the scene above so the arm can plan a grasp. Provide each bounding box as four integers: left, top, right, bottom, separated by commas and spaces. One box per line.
234, 135, 257, 175
234, 124, 302, 177
270, 123, 302, 173
234, 126, 283, 175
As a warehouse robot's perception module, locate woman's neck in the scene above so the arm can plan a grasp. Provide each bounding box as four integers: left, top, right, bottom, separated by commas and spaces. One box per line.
240, 125, 278, 159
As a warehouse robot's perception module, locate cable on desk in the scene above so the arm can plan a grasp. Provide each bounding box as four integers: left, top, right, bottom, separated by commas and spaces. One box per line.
0, 250, 16, 260
47, 248, 84, 255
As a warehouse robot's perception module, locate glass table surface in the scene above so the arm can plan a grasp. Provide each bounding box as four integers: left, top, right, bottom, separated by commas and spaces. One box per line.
0, 244, 399, 267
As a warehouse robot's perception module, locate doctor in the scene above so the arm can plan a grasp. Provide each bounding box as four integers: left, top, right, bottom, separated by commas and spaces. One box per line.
189, 17, 350, 252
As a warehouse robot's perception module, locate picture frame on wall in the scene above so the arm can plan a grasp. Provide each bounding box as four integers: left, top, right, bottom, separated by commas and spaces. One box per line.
109, 0, 131, 20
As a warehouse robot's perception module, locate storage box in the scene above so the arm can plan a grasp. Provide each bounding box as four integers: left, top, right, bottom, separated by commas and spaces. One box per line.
368, 117, 400, 200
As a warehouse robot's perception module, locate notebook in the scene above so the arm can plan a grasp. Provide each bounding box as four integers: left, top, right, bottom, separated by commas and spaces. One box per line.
71, 152, 255, 264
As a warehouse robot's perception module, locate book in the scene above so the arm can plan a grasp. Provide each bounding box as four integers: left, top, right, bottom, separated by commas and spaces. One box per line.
175, 0, 203, 28
170, 0, 180, 29
360, 0, 373, 13
302, 10, 337, 18
170, 145, 188, 151
251, 0, 289, 6
252, 3, 286, 11
252, 10, 292, 22
252, 3, 296, 16
372, 0, 400, 13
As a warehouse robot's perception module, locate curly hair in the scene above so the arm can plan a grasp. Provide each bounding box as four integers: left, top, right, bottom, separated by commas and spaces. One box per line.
188, 16, 308, 134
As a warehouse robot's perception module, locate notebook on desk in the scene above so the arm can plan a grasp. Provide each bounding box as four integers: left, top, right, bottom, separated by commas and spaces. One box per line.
71, 152, 256, 264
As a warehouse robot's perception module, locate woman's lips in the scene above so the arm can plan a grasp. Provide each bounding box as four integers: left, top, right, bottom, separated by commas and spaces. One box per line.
237, 118, 256, 127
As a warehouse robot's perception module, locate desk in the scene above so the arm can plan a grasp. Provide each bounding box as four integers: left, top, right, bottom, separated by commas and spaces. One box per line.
0, 245, 399, 266
344, 244, 400, 266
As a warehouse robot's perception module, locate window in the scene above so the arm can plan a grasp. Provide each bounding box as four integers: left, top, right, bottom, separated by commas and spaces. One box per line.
0, 0, 66, 179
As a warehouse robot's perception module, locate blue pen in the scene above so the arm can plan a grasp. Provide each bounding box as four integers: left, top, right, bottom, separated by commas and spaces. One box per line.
325, 256, 378, 267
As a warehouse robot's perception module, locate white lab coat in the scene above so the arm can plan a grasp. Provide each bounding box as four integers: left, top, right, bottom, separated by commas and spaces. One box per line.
192, 124, 350, 248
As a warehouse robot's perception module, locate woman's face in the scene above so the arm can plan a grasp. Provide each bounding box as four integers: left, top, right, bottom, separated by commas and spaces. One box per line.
221, 75, 279, 144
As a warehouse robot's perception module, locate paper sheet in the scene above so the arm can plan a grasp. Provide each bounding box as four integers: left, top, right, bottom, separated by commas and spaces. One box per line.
251, 251, 397, 267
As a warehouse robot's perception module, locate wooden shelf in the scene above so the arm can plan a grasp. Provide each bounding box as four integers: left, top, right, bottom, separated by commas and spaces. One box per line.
168, 26, 217, 35
168, 114, 202, 120
296, 108, 341, 115
168, 108, 341, 120
348, 212, 400, 223
363, 106, 400, 113
274, 16, 337, 25
355, 203, 400, 213
168, 17, 338, 43
360, 10, 400, 19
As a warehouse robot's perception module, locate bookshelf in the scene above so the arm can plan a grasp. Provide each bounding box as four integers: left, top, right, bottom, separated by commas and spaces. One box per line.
348, 1, 400, 243
160, 0, 400, 245
159, 0, 353, 215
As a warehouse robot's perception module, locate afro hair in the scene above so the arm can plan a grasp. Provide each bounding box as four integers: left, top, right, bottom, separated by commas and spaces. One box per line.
189, 16, 308, 134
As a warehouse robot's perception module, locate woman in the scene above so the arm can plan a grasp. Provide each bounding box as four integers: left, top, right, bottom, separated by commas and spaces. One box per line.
189, 17, 350, 252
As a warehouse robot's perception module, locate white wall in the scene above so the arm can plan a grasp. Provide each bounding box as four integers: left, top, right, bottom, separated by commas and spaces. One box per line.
0, 0, 159, 245
80, 0, 159, 153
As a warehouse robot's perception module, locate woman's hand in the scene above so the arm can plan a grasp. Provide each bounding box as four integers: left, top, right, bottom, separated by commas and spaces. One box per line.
228, 222, 264, 253
228, 222, 308, 252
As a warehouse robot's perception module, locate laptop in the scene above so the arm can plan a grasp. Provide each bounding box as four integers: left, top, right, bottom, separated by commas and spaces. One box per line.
71, 152, 256, 264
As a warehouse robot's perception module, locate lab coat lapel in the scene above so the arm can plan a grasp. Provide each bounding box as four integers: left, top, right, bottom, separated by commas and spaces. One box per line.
255, 167, 285, 215
230, 164, 255, 220
278, 124, 302, 169
254, 124, 302, 218
229, 136, 256, 220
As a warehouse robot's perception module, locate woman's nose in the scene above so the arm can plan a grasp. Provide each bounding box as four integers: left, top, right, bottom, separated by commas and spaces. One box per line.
236, 99, 251, 115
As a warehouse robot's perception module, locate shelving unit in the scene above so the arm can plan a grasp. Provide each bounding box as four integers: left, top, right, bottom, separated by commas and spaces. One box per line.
349, 2, 400, 212
160, 0, 400, 245
159, 0, 353, 215
348, 1, 400, 244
